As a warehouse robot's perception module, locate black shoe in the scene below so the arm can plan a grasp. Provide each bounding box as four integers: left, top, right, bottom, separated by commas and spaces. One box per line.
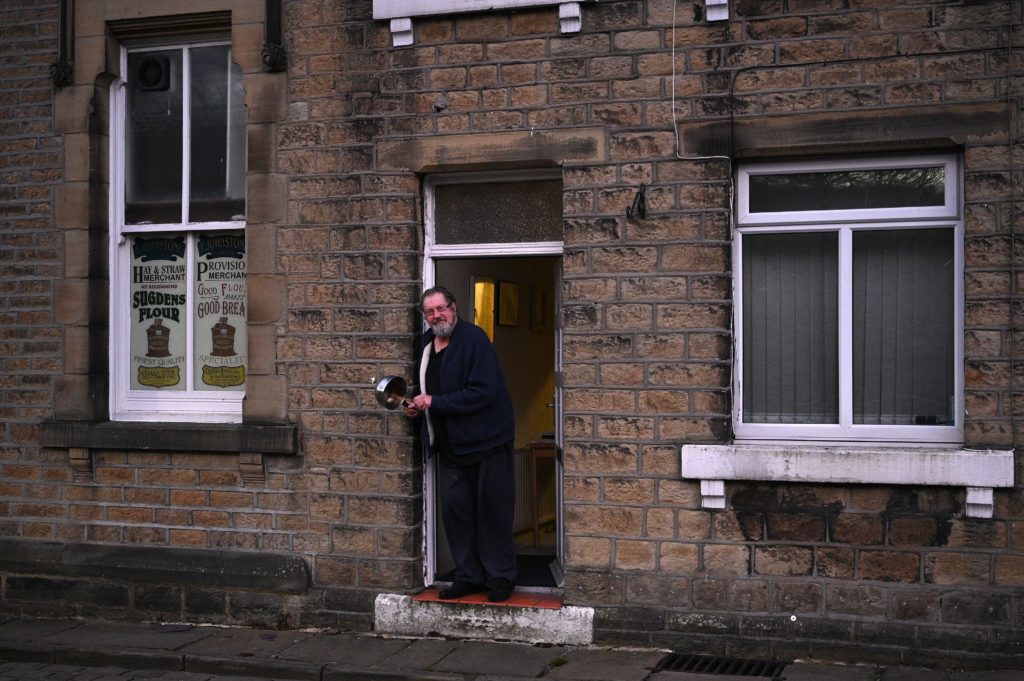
439, 581, 482, 599
487, 578, 514, 603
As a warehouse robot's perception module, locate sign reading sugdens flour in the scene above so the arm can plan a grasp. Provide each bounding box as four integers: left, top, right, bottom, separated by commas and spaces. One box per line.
129, 232, 246, 391
130, 235, 188, 389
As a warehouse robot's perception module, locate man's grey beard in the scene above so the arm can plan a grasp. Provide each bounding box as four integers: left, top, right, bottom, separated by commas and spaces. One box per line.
431, 318, 456, 338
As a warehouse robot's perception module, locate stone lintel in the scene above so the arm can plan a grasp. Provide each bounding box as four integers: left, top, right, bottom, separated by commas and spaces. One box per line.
679, 102, 1012, 159
377, 128, 607, 173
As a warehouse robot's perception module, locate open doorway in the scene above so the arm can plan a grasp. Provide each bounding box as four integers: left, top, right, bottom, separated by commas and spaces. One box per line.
429, 256, 561, 588
422, 169, 564, 591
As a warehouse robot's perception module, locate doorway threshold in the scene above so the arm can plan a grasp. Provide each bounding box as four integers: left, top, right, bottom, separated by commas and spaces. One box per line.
412, 585, 562, 608
374, 591, 593, 645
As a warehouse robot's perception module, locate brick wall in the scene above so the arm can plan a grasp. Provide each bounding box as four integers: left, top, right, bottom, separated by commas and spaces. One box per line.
304, 0, 1020, 666
0, 0, 1022, 668
0, 0, 382, 630
278, 0, 425, 605
0, 2, 63, 458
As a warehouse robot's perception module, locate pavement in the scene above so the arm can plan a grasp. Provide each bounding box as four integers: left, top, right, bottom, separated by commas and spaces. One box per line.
0, 615, 1021, 681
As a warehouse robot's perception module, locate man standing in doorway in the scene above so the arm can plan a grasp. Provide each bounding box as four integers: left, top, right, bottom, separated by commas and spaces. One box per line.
405, 286, 518, 602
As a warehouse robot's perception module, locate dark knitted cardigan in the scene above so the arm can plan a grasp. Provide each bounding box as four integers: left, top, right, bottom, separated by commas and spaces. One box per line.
416, 317, 515, 458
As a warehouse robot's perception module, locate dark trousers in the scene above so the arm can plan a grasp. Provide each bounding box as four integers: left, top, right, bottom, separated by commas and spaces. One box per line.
438, 442, 517, 587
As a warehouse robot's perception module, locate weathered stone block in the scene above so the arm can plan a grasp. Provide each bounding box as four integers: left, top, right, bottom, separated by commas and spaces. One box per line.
941, 591, 1011, 625
243, 375, 288, 421
659, 541, 698, 573
565, 570, 625, 605
703, 544, 750, 575
924, 553, 991, 586
754, 546, 813, 577
766, 512, 825, 542
615, 540, 656, 570
858, 550, 920, 583
825, 584, 887, 617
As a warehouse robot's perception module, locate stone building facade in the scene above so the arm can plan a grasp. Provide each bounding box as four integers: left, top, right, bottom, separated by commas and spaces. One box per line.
1, 0, 1022, 669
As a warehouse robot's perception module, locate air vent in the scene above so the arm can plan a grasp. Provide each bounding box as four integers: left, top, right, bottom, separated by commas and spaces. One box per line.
136, 55, 170, 91
654, 653, 787, 678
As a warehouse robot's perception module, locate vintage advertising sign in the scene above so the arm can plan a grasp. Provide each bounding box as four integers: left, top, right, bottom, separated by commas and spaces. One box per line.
130, 235, 187, 390
194, 232, 246, 390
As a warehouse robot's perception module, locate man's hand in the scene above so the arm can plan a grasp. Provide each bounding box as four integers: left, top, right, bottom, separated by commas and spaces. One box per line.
403, 402, 420, 418
412, 394, 432, 411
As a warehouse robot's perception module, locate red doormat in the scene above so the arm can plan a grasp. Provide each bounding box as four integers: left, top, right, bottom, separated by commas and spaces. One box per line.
412, 586, 563, 609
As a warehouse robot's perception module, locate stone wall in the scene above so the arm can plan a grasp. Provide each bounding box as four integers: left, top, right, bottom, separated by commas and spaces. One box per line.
0, 0, 1022, 669
1, 3, 64, 461
272, 0, 1024, 666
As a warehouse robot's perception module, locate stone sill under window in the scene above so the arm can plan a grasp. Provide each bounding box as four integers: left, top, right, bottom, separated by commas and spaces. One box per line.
41, 420, 299, 483
680, 443, 1015, 519
373, 1, 729, 46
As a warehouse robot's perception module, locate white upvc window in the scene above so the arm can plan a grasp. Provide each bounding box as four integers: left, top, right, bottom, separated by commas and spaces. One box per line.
109, 40, 247, 423
733, 153, 964, 444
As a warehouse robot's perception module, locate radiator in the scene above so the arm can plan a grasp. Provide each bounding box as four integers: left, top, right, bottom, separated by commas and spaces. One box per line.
513, 447, 533, 534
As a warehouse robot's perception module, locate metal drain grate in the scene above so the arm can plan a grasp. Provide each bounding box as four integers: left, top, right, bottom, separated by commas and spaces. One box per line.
654, 653, 787, 678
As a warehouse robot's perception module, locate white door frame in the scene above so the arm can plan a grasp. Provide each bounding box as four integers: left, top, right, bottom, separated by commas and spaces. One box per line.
421, 169, 564, 587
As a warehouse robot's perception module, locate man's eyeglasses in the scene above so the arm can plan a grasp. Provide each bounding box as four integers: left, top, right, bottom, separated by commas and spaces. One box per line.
423, 303, 450, 318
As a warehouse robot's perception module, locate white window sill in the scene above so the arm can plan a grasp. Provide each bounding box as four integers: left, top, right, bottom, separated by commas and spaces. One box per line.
375, 1, 583, 45
373, 1, 729, 46
680, 444, 1014, 519
374, 0, 569, 19
373, 0, 729, 20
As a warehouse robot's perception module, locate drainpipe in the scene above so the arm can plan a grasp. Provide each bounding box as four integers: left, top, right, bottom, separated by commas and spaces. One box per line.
50, 0, 73, 86
262, 0, 287, 73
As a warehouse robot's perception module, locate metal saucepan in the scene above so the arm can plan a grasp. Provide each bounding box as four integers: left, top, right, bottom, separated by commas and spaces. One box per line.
374, 375, 413, 410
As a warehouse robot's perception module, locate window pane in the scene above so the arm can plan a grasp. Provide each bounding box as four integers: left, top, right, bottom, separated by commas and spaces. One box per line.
126, 50, 183, 224
129, 234, 188, 390
853, 229, 954, 425
749, 166, 945, 213
194, 232, 246, 391
743, 232, 838, 423
435, 180, 562, 244
189, 46, 246, 223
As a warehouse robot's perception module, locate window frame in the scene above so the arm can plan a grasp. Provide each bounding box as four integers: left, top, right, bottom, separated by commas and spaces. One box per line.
109, 39, 246, 424
736, 154, 961, 226
732, 153, 964, 445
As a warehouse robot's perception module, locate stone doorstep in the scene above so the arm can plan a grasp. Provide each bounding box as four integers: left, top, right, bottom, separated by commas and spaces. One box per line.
374, 592, 594, 646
